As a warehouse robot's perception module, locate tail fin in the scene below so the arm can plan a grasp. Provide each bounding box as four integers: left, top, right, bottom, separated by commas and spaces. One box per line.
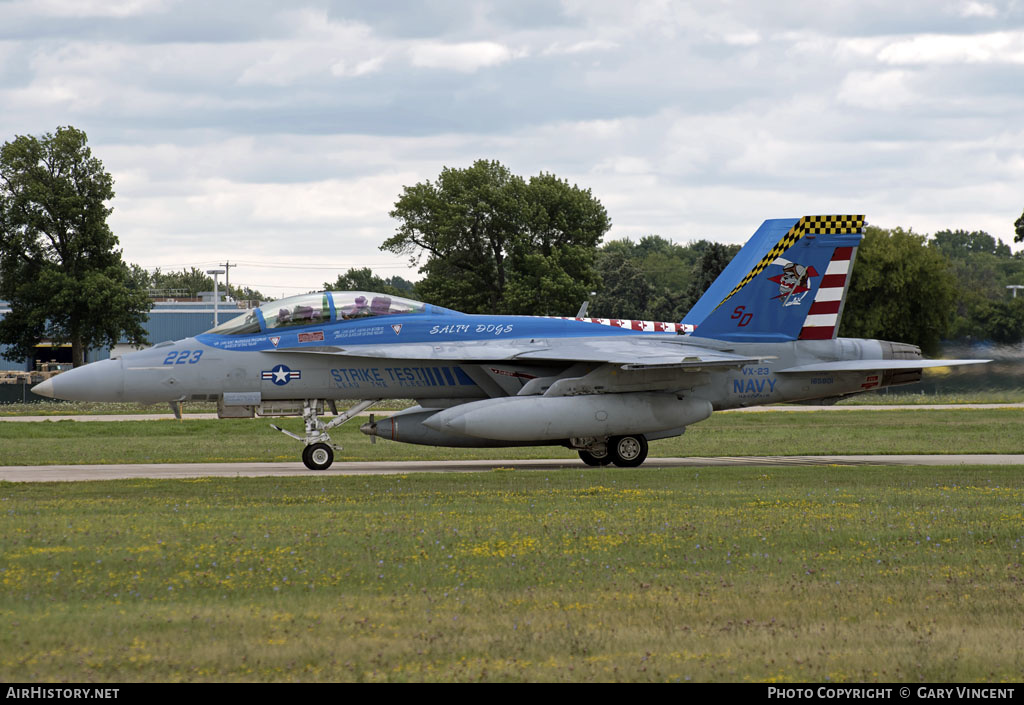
684, 215, 865, 343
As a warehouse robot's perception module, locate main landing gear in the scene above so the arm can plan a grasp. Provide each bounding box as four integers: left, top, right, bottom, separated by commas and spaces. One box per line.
272, 399, 379, 470
577, 434, 649, 468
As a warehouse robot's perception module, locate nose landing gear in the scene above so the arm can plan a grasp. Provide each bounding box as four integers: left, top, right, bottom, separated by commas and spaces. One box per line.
271, 399, 380, 470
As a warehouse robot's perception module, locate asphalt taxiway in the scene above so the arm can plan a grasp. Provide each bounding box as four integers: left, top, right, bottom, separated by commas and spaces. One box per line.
2, 404, 1020, 482
2, 455, 1023, 482
1, 402, 1022, 423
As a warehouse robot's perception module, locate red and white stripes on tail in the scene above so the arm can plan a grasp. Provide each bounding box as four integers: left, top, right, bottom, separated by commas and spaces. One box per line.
544, 317, 693, 334
798, 246, 855, 340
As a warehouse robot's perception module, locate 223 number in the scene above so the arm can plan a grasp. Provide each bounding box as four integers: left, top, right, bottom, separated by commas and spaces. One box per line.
162, 350, 203, 365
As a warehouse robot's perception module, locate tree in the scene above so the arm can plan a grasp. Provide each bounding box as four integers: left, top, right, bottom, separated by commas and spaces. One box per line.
635, 235, 692, 296
1015, 208, 1024, 243
928, 228, 1024, 343
590, 245, 656, 319
967, 297, 1024, 344
589, 237, 739, 322
839, 226, 957, 355
149, 266, 215, 297
323, 267, 415, 297
230, 285, 268, 303
927, 229, 1024, 342
146, 267, 267, 301
676, 241, 741, 318
930, 229, 1010, 258
0, 126, 151, 366
383, 160, 609, 315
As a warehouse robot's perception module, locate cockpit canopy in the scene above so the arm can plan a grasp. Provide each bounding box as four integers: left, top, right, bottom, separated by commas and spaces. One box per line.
205, 291, 428, 336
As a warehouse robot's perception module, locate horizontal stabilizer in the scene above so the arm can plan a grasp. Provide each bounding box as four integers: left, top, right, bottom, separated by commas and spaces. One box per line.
777, 359, 991, 373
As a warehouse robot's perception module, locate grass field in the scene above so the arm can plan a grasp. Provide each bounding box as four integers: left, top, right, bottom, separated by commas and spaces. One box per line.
2, 466, 1024, 682
0, 408, 1022, 465
2, 407, 1022, 682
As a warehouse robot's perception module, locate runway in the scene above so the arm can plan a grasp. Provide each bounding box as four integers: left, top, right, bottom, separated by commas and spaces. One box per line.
2, 454, 1023, 482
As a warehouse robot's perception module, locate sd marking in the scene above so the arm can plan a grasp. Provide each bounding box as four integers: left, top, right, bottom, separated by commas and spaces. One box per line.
731, 306, 753, 327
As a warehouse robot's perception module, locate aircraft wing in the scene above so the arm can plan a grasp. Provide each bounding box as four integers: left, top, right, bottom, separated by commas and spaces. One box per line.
509, 338, 761, 369
275, 336, 762, 370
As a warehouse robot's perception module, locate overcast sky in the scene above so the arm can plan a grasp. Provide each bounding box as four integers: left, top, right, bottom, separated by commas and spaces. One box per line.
2, 0, 1023, 298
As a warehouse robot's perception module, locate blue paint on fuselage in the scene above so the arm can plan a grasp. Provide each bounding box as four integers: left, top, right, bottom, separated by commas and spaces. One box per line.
195, 308, 660, 352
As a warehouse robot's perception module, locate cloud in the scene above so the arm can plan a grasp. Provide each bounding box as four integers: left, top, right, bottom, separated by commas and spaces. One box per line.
837, 70, 917, 109
408, 41, 522, 72
722, 31, 760, 46
958, 1, 998, 18
877, 31, 1024, 65
10, 0, 170, 18
235, 11, 389, 85
108, 166, 427, 294
541, 39, 619, 55
330, 57, 384, 78
3, 0, 1024, 297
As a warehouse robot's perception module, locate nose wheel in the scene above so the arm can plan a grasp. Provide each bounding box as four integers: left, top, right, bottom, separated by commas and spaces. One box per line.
302, 443, 334, 471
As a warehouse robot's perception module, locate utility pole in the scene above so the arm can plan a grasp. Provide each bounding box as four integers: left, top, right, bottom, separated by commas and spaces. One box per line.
220, 260, 235, 297
207, 269, 225, 326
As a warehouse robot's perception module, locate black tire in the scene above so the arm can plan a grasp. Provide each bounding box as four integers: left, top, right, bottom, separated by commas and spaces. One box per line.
579, 449, 611, 466
302, 443, 334, 470
609, 435, 648, 467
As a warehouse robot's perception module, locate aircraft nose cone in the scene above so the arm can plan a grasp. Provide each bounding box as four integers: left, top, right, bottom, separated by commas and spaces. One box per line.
32, 358, 125, 402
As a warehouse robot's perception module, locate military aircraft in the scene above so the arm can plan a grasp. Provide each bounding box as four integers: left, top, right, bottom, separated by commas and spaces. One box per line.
33, 215, 987, 470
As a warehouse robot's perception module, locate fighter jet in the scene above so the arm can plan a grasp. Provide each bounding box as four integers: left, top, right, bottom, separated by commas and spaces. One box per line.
33, 215, 987, 470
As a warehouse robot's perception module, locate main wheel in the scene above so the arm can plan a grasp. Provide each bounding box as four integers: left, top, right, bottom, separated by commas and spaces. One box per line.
609, 435, 648, 467
302, 443, 334, 470
579, 448, 612, 466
